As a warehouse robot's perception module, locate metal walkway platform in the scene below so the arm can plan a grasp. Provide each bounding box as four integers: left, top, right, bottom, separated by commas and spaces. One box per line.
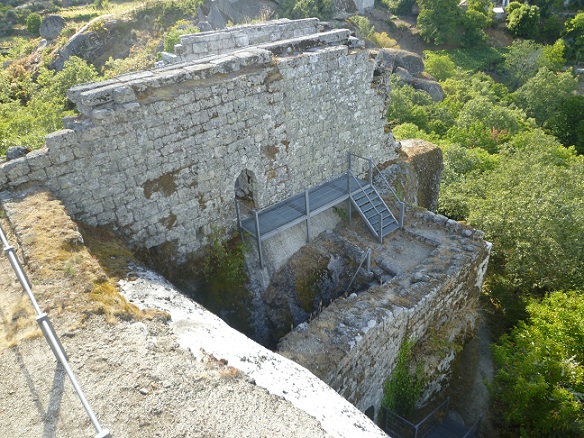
239, 174, 364, 241
235, 153, 405, 268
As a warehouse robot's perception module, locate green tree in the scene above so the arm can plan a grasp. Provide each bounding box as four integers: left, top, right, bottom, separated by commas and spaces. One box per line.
547, 95, 584, 154
467, 131, 584, 292
386, 79, 434, 131
491, 291, 584, 437
279, 0, 332, 19
417, 0, 461, 45
447, 96, 528, 152
25, 13, 41, 36
507, 4, 540, 39
564, 12, 584, 61
424, 52, 458, 81
502, 40, 546, 89
512, 68, 577, 126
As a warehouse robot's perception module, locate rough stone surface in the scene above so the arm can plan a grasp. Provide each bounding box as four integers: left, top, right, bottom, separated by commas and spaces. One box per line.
278, 208, 491, 422
411, 77, 445, 102
376, 139, 443, 212
48, 15, 131, 71
39, 14, 66, 40
378, 48, 425, 75
5, 146, 30, 161
0, 19, 399, 262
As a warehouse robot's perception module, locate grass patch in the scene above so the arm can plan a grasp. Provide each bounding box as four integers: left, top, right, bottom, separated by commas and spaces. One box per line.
0, 188, 167, 348
432, 47, 506, 72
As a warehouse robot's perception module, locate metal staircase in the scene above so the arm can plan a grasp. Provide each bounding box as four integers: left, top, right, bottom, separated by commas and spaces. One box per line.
350, 179, 400, 243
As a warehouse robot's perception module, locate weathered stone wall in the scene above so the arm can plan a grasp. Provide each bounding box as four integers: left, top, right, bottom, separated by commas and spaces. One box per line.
170, 18, 321, 63
0, 20, 398, 261
278, 209, 491, 420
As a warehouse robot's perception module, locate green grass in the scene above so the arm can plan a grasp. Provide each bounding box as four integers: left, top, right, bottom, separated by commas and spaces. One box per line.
59, 0, 140, 20
433, 46, 506, 72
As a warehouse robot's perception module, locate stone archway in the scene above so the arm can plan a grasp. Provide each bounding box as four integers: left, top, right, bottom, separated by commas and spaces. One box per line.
234, 169, 257, 210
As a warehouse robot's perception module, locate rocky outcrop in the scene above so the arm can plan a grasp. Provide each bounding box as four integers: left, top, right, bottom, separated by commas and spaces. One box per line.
378, 139, 443, 212
48, 15, 134, 71
377, 48, 444, 102
40, 15, 66, 40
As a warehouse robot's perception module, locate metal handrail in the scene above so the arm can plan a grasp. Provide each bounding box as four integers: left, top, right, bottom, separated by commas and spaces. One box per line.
349, 153, 405, 229
0, 222, 111, 438
348, 171, 386, 220
344, 248, 371, 297
462, 414, 483, 438
381, 397, 450, 438
416, 397, 449, 437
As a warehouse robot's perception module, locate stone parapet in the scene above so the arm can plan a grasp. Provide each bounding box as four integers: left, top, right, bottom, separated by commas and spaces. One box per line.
174, 18, 320, 61
278, 210, 491, 421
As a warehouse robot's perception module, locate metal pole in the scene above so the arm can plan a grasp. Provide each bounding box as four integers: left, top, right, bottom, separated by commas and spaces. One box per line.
254, 209, 263, 269
234, 200, 244, 242
0, 224, 111, 438
369, 159, 373, 185
379, 212, 383, 244
400, 202, 405, 229
305, 189, 311, 243
366, 248, 371, 273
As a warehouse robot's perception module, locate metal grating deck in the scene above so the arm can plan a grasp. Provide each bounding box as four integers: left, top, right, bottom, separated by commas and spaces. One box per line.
240, 174, 368, 241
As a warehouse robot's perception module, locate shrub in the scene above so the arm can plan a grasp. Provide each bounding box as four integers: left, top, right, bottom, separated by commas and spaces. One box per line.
491, 291, 584, 437
25, 13, 41, 36
382, 338, 424, 419
163, 20, 199, 52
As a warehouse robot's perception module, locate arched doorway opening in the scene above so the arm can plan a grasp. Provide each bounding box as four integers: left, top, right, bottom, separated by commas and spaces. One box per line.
234, 169, 257, 210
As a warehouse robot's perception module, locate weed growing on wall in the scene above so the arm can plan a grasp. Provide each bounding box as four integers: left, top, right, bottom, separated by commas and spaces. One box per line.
202, 227, 252, 333
382, 338, 424, 420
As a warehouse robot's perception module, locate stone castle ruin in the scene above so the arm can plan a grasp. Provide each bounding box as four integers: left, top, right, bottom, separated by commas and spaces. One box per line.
1, 18, 490, 433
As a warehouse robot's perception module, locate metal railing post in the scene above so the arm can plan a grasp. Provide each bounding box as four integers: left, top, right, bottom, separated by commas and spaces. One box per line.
0, 224, 111, 438
253, 209, 263, 269
400, 201, 405, 229
305, 189, 311, 243
366, 248, 371, 273
379, 212, 383, 244
234, 200, 244, 242
368, 158, 373, 185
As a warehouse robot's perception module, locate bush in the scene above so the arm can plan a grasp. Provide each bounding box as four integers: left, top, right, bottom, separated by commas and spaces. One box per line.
25, 13, 41, 36
491, 291, 584, 437
382, 338, 424, 419
507, 4, 540, 39
163, 20, 199, 52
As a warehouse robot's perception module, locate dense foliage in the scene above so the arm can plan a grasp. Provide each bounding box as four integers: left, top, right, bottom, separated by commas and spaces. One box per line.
382, 339, 424, 419
390, 43, 584, 433
0, 56, 99, 154
492, 291, 584, 436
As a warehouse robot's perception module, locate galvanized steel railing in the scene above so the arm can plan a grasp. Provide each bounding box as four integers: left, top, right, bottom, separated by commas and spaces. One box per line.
0, 222, 111, 438
344, 247, 371, 297
349, 153, 405, 230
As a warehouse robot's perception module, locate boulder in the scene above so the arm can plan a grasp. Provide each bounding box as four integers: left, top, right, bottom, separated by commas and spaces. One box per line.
377, 139, 443, 212
411, 77, 444, 102
377, 48, 424, 76
401, 139, 443, 212
5, 146, 30, 161
40, 15, 66, 40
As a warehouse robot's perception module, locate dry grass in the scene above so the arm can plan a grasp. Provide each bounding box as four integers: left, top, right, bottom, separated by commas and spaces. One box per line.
0, 187, 167, 349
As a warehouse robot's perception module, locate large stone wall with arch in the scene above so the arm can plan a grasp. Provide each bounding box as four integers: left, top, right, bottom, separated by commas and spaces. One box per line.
0, 20, 399, 260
